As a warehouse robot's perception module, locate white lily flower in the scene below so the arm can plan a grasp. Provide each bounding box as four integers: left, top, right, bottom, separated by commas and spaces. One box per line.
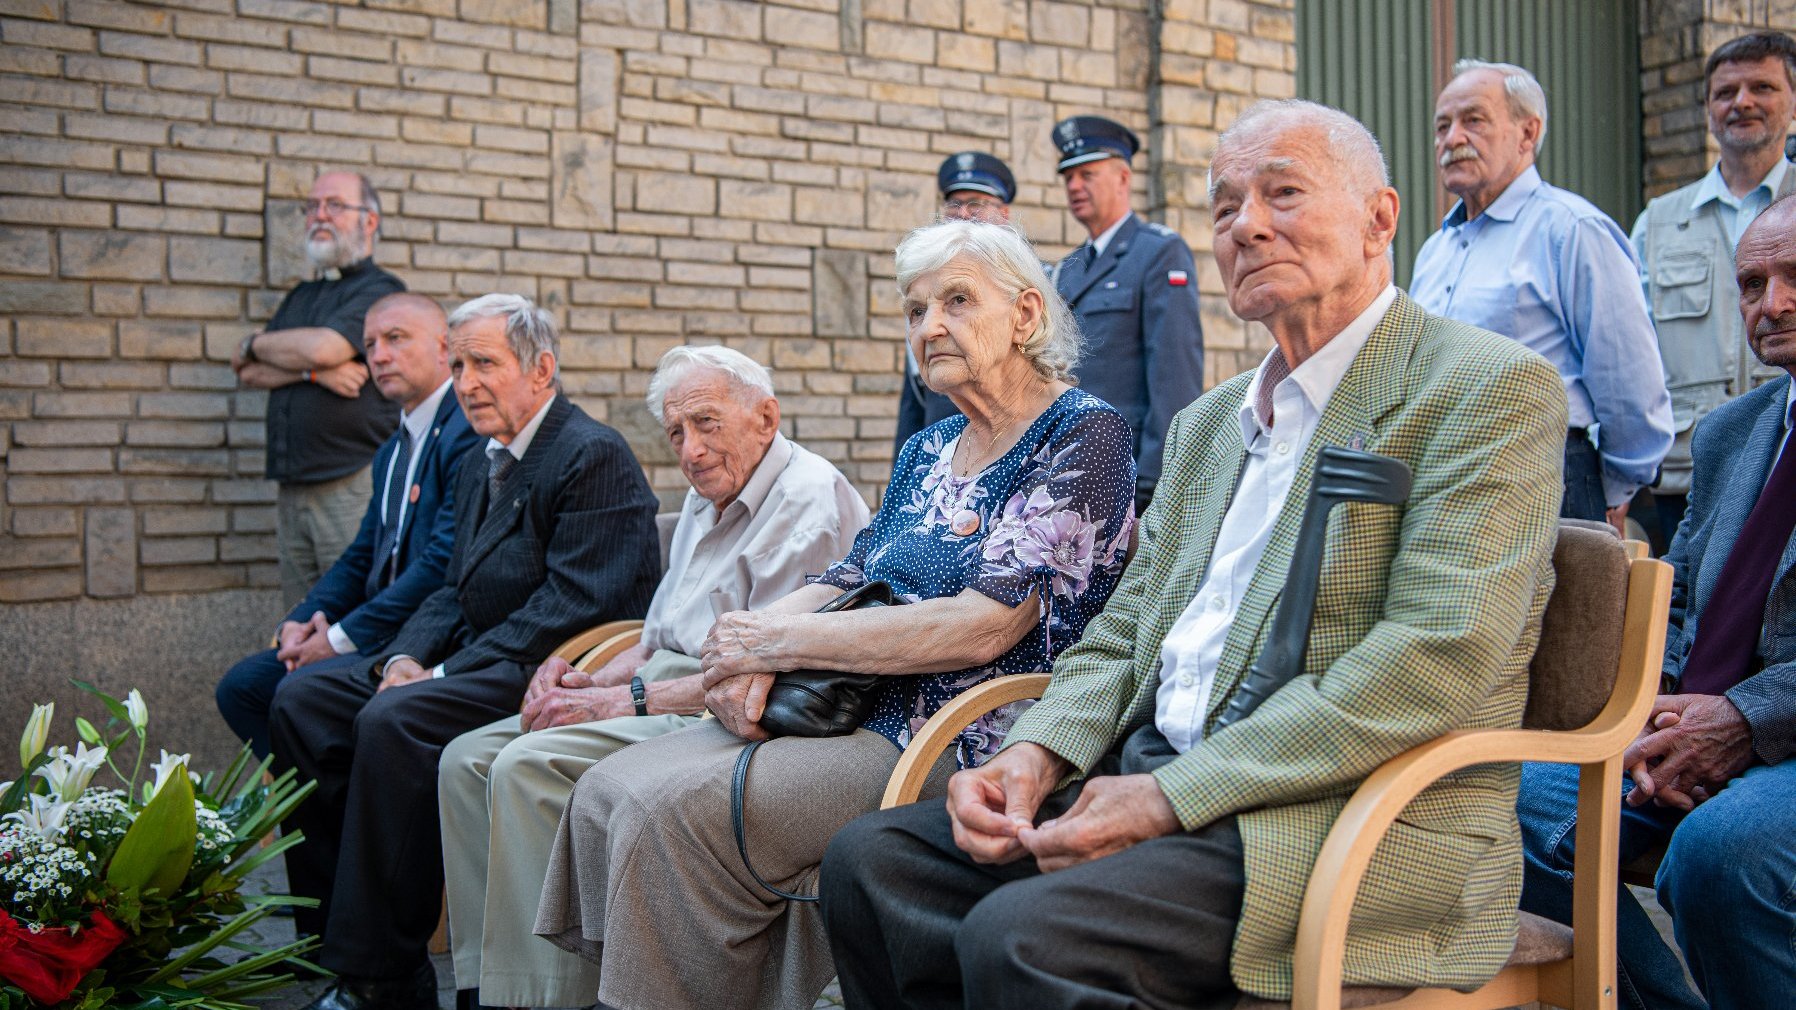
31, 742, 108, 802
1, 793, 73, 841
148, 750, 191, 799
19, 703, 52, 769
124, 689, 149, 732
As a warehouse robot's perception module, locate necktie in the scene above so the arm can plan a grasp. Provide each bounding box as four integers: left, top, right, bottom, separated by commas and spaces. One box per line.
486, 446, 517, 511
364, 425, 413, 598
1678, 411, 1796, 695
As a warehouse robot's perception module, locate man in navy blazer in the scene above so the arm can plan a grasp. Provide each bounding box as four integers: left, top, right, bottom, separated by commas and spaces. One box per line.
1050, 115, 1205, 512
217, 293, 480, 756
1517, 196, 1796, 1010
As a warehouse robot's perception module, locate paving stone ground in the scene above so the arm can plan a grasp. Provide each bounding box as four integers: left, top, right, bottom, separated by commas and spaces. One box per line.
235, 859, 843, 1009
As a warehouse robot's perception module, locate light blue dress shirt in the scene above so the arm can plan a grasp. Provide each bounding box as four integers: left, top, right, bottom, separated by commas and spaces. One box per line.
1685, 156, 1789, 250
1411, 165, 1673, 507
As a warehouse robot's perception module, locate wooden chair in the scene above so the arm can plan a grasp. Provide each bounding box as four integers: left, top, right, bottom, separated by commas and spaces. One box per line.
880, 522, 1673, 1010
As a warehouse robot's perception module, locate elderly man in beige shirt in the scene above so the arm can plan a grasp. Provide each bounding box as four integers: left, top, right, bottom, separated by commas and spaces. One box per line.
437, 345, 869, 1010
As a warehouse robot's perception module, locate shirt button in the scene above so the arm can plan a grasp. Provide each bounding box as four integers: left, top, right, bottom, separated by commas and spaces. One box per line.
1179, 673, 1195, 688
1208, 595, 1226, 611
1275, 441, 1290, 455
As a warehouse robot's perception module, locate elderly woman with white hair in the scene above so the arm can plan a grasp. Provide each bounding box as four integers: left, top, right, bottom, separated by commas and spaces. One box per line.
531, 219, 1138, 1010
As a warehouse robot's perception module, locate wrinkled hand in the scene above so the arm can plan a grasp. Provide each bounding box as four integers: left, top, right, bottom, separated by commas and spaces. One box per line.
230, 333, 261, 373
275, 617, 311, 666
704, 672, 773, 742
700, 611, 786, 688
276, 612, 335, 671
377, 656, 429, 694
521, 684, 633, 732
522, 657, 591, 714
314, 360, 369, 399
1624, 694, 1754, 811
946, 743, 1067, 865
1017, 772, 1180, 872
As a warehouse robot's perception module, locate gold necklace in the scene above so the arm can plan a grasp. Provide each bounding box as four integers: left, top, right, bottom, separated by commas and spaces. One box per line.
955, 415, 1009, 477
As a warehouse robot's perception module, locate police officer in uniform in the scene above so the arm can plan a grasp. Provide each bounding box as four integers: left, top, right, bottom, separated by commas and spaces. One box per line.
893, 152, 1019, 457
1052, 115, 1204, 512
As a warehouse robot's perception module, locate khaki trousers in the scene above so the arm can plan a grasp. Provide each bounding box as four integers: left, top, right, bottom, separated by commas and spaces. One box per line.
276, 466, 373, 608
439, 710, 702, 1008
534, 719, 953, 1010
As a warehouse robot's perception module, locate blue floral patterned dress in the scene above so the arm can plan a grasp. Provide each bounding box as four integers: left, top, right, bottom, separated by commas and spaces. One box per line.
814, 388, 1136, 767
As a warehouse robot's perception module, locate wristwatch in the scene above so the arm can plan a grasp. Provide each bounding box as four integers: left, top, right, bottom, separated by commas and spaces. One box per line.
238, 333, 259, 363
629, 675, 648, 717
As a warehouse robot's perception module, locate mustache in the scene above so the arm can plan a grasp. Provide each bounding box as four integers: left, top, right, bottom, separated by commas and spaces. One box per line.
1727, 111, 1766, 125
1439, 144, 1479, 168
1755, 314, 1796, 337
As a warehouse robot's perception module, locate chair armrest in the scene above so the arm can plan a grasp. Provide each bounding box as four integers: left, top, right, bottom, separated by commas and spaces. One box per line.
575, 630, 643, 673
1291, 556, 1670, 1010
880, 673, 1053, 810
550, 620, 645, 664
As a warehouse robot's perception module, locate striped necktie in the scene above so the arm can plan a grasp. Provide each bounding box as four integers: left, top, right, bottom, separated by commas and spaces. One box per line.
486, 445, 517, 511
364, 425, 413, 598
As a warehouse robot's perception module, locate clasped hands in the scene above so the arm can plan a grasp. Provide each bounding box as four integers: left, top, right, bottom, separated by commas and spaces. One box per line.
698, 611, 790, 742
947, 742, 1181, 872
517, 656, 635, 731
1623, 693, 1754, 811
276, 612, 337, 671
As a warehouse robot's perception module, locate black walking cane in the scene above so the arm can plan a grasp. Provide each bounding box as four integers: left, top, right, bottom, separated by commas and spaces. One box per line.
1212, 446, 1413, 730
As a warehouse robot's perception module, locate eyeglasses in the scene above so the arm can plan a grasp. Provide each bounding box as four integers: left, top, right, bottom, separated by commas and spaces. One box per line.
303, 198, 370, 217
942, 197, 1005, 220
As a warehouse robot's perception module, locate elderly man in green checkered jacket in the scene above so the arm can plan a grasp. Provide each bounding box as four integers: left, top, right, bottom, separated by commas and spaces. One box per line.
820, 99, 1571, 1009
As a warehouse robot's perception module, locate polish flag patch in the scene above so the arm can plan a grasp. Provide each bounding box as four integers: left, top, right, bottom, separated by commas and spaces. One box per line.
1168, 271, 1189, 286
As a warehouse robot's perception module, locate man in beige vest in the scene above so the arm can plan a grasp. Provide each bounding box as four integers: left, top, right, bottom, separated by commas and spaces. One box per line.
437, 346, 868, 1010
1632, 31, 1796, 548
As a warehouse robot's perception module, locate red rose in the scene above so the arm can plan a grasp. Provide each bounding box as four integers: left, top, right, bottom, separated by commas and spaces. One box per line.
0, 908, 128, 1005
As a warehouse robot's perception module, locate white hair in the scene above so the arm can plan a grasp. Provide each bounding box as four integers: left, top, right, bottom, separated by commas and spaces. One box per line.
1452, 58, 1549, 145
1208, 98, 1390, 200
892, 219, 1081, 383
446, 293, 559, 380
645, 345, 776, 424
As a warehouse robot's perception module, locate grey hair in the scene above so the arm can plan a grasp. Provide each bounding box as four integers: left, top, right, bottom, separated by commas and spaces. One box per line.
355, 173, 382, 218
446, 293, 559, 380
1452, 58, 1549, 145
1207, 98, 1390, 200
646, 345, 776, 424
893, 219, 1080, 383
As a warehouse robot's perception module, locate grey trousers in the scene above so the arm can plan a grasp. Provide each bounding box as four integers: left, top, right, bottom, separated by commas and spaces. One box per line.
821, 727, 1247, 1010
277, 466, 372, 607
439, 711, 701, 1008
534, 719, 929, 1010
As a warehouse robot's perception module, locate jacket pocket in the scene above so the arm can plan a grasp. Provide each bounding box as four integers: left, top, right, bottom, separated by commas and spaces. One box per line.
1651, 253, 1712, 321
1080, 285, 1136, 315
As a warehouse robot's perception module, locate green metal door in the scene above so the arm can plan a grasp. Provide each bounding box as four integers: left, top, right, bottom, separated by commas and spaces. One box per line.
1297, 0, 1641, 286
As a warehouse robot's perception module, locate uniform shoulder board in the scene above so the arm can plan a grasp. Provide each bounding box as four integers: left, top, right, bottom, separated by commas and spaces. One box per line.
1146, 222, 1179, 238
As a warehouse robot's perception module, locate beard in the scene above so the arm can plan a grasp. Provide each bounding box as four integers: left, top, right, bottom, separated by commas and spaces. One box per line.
305, 225, 363, 272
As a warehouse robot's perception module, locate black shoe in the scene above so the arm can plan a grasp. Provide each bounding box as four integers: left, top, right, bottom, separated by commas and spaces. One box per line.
301, 961, 435, 1010
453, 989, 502, 1010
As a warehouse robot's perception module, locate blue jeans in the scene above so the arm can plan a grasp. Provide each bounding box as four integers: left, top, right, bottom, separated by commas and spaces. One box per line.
1518, 760, 1796, 1010
1562, 431, 1606, 522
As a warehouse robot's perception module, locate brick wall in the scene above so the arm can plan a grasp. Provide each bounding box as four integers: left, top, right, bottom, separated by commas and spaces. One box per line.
0, 0, 1293, 758
1639, 0, 1796, 197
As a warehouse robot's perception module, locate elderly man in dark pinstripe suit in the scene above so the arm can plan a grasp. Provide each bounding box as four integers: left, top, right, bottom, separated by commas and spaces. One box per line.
269, 294, 660, 1010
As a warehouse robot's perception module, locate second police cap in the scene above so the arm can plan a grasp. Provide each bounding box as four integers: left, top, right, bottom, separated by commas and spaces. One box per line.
937, 151, 1017, 204
1052, 115, 1141, 171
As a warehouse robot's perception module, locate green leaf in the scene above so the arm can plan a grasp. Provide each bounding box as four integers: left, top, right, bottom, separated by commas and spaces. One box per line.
0, 753, 49, 814
71, 678, 132, 723
108, 765, 197, 895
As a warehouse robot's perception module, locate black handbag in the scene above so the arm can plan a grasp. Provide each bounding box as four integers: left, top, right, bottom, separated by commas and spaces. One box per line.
731, 579, 905, 901
758, 579, 905, 738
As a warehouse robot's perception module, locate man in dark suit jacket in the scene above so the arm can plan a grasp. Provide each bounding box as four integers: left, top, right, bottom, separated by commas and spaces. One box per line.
217, 293, 480, 757
1518, 195, 1796, 1010
269, 294, 660, 1010
1051, 115, 1205, 512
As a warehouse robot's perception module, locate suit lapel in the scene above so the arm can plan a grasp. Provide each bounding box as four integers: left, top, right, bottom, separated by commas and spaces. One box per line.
1202, 294, 1421, 722
1061, 215, 1140, 307
460, 395, 569, 582
1698, 386, 1789, 607
1149, 400, 1251, 641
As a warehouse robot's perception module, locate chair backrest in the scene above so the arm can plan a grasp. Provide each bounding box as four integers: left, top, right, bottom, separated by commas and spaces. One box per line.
656, 510, 680, 577
1523, 520, 1632, 731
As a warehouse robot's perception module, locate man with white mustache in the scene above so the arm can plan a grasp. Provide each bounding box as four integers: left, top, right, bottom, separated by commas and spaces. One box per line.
233, 171, 407, 605
1411, 60, 1671, 531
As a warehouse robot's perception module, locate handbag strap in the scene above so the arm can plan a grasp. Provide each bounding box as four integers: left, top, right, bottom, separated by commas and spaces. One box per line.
730, 740, 819, 903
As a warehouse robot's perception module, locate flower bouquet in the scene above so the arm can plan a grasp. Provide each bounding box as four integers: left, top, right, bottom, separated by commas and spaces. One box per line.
0, 683, 318, 1009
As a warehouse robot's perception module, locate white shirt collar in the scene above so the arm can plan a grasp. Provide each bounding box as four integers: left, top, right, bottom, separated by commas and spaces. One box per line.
401, 378, 452, 443
1238, 285, 1398, 443
1692, 157, 1790, 211
486, 394, 556, 461
1090, 210, 1133, 257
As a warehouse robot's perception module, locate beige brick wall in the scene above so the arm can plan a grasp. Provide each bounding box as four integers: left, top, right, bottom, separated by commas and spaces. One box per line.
1639, 0, 1796, 197
0, 0, 1295, 619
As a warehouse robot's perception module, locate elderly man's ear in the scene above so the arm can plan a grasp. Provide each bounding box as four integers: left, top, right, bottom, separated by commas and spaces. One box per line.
752, 395, 781, 439
1365, 188, 1401, 258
